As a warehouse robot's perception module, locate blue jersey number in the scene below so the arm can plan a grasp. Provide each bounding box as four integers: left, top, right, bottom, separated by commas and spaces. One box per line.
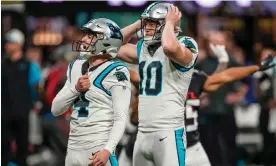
73, 93, 89, 118
139, 61, 163, 96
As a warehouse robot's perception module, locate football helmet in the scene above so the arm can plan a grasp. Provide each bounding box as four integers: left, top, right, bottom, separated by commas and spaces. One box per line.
140, 2, 181, 44
72, 18, 123, 59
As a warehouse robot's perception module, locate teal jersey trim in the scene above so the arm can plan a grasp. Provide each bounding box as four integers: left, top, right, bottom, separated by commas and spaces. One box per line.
137, 39, 143, 61
175, 128, 185, 166
93, 62, 128, 96
109, 152, 119, 166
171, 56, 197, 72
69, 60, 76, 83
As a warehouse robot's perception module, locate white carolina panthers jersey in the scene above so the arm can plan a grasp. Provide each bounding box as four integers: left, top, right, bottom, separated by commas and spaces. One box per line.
137, 36, 198, 132
67, 59, 131, 150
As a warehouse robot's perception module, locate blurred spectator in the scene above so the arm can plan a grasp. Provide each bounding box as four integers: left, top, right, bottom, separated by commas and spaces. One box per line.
44, 45, 78, 111
255, 48, 276, 165
1, 29, 41, 166
27, 46, 43, 68
196, 30, 247, 166
232, 48, 262, 165
195, 37, 208, 64
26, 46, 44, 103
26, 46, 44, 151
253, 41, 264, 63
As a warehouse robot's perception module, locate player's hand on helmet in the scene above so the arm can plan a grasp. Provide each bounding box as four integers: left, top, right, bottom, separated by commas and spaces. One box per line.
209, 43, 229, 63
89, 149, 110, 166
165, 4, 182, 26
75, 72, 90, 92
259, 53, 276, 71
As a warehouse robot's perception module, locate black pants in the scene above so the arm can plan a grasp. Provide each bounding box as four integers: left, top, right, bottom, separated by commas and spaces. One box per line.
2, 117, 29, 166
199, 111, 237, 166
259, 108, 276, 166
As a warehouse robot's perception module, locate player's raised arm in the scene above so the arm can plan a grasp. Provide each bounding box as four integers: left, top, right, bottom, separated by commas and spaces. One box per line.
117, 44, 139, 64
203, 54, 275, 92
121, 20, 141, 44
162, 5, 194, 67
115, 20, 141, 64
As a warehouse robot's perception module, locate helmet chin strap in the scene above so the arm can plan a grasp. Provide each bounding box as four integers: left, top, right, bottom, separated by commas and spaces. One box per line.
80, 47, 119, 59
143, 34, 161, 46
105, 47, 118, 58
96, 47, 118, 58
80, 52, 94, 59
143, 31, 179, 46
144, 39, 160, 46
79, 44, 95, 59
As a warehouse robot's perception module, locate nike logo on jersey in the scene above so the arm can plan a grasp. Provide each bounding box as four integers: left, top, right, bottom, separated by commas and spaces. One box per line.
159, 137, 168, 141
116, 67, 123, 71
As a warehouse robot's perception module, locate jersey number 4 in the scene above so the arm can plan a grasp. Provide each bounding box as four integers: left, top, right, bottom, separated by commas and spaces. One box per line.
139, 61, 163, 96
73, 93, 89, 118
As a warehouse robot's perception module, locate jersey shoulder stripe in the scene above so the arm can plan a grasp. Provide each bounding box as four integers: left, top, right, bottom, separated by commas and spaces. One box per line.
93, 61, 128, 96
137, 39, 143, 61
69, 59, 87, 82
69, 60, 77, 83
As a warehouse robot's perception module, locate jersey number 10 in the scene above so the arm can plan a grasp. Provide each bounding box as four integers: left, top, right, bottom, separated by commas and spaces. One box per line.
139, 61, 163, 96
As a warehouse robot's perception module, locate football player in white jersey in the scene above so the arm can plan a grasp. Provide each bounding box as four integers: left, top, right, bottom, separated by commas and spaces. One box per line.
116, 2, 198, 166
51, 18, 131, 166
129, 53, 276, 166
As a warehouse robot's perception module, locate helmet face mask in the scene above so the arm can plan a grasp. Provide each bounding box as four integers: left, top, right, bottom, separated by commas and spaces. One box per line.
73, 28, 100, 54
72, 18, 123, 59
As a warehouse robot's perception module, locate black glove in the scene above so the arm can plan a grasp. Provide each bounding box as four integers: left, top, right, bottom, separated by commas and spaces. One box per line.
259, 54, 275, 71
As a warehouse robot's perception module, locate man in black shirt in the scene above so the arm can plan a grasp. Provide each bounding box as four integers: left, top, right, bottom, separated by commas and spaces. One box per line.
185, 54, 275, 166
2, 29, 41, 166
255, 50, 276, 165
129, 54, 275, 166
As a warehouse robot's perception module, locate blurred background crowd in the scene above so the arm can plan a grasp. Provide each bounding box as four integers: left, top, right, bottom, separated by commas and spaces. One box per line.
1, 1, 276, 166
